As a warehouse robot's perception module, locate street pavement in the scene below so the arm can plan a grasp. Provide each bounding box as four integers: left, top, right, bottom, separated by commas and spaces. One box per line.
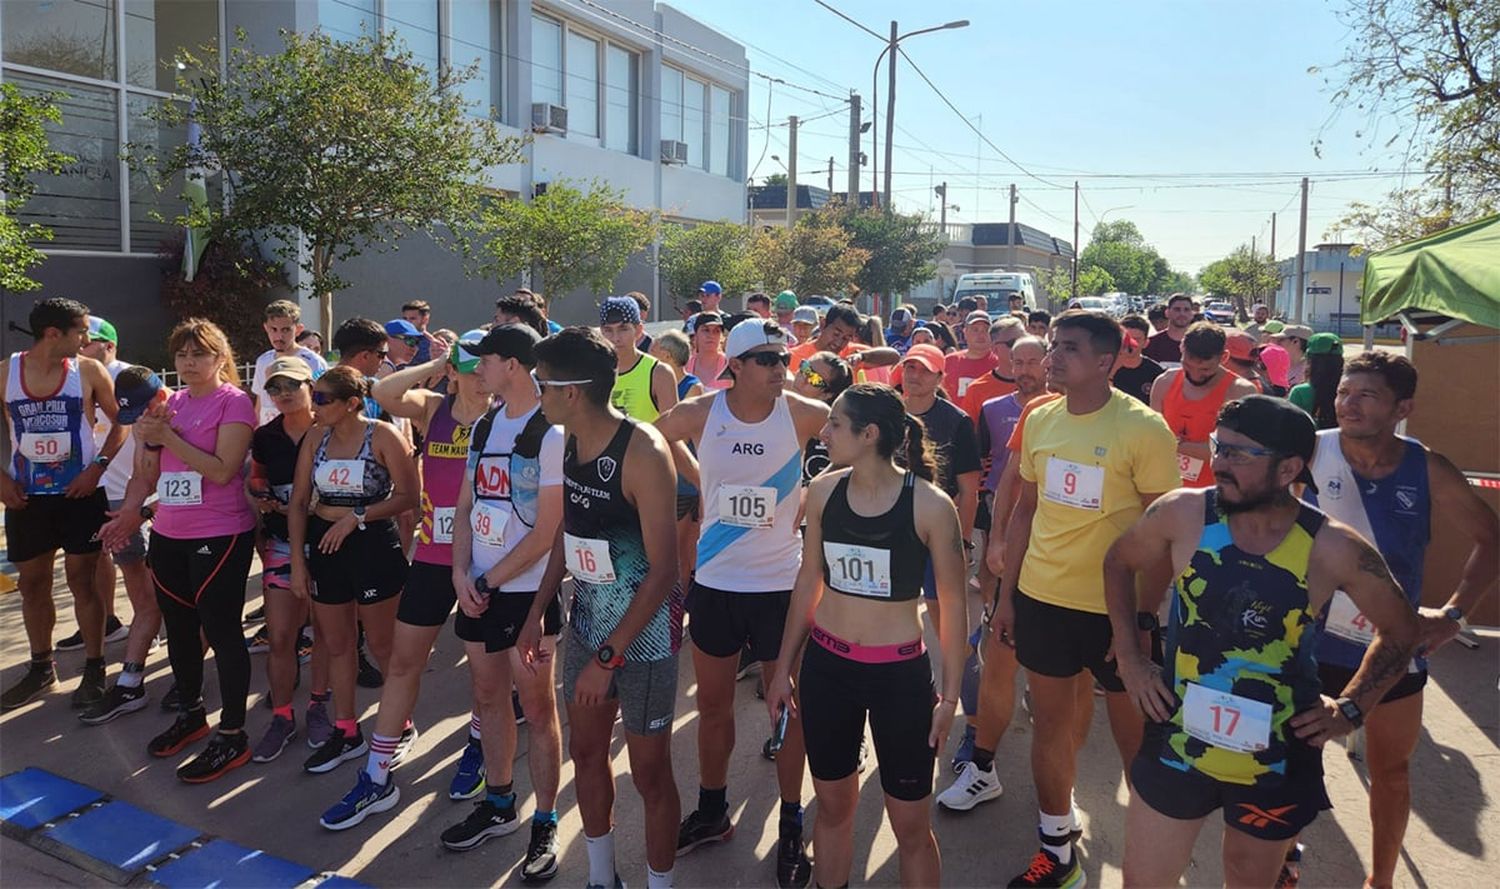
1, 554, 1495, 888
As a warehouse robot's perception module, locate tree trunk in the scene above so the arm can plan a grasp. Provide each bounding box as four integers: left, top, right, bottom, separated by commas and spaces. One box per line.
312, 243, 334, 339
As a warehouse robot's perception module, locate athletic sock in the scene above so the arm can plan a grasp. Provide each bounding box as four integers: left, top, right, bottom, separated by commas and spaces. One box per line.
486, 781, 515, 810
972, 746, 995, 772
272, 704, 294, 721
84, 656, 105, 671
336, 718, 359, 738
311, 689, 332, 705
31, 651, 53, 668
584, 830, 616, 888
469, 711, 482, 741
698, 785, 728, 820
1070, 793, 1081, 833
1039, 810, 1074, 863
117, 662, 145, 689
366, 733, 400, 784
778, 799, 803, 837
533, 809, 558, 826
647, 865, 673, 889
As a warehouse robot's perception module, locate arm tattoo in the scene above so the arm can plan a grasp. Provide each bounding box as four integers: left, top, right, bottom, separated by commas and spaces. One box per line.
1355, 542, 1407, 601
1347, 638, 1415, 701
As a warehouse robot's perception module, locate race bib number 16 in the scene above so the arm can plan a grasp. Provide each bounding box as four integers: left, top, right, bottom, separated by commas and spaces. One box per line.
565, 532, 616, 584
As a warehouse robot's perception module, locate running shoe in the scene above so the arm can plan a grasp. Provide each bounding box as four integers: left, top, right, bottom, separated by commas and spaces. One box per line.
70, 660, 107, 710
57, 616, 127, 651
775, 831, 812, 889
676, 809, 733, 856
1, 663, 57, 711
513, 689, 526, 725
521, 818, 560, 882
252, 714, 298, 763
243, 604, 265, 624
936, 761, 1003, 811
320, 771, 400, 831
951, 723, 977, 773
856, 737, 869, 774
586, 876, 625, 889
177, 731, 251, 783
149, 709, 210, 757
79, 683, 147, 725
160, 681, 182, 712
389, 724, 420, 769
735, 647, 757, 681
1007, 847, 1085, 888
441, 798, 520, 851
357, 647, 384, 689
305, 729, 368, 774
448, 737, 486, 800
306, 700, 334, 749
1275, 844, 1303, 889
245, 625, 270, 654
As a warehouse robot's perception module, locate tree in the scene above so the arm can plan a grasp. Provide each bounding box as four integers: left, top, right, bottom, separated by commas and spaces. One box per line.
1, 83, 74, 292
477, 180, 656, 303
763, 173, 789, 188
156, 232, 288, 367
1199, 245, 1280, 316
658, 221, 756, 310
1035, 265, 1116, 305
750, 219, 869, 296
814, 207, 944, 298
1078, 218, 1191, 295
138, 29, 524, 334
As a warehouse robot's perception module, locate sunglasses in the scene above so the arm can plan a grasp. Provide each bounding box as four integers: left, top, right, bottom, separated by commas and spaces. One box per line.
530, 369, 595, 388
400, 336, 421, 348
264, 380, 305, 396
1208, 434, 1281, 464
799, 359, 828, 390
742, 351, 791, 368
311, 391, 347, 406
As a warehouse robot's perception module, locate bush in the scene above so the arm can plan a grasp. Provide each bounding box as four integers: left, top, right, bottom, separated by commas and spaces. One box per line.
157, 232, 288, 365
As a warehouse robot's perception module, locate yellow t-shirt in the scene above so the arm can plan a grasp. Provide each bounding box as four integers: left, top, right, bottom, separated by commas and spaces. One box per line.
1017, 389, 1180, 613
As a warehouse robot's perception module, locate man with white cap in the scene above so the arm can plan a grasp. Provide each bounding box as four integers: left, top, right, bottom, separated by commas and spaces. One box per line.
656, 318, 829, 887
885, 307, 919, 355
944, 310, 1000, 404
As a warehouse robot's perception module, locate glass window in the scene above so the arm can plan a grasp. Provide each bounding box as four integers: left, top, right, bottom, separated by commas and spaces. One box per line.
126, 94, 188, 252
684, 76, 705, 169
8, 73, 121, 251
383, 0, 439, 82
451, 0, 499, 119
124, 0, 220, 91
3, 0, 118, 81
531, 13, 563, 107
709, 85, 730, 177
565, 31, 599, 139
318, 0, 376, 43
661, 66, 683, 144
604, 45, 637, 155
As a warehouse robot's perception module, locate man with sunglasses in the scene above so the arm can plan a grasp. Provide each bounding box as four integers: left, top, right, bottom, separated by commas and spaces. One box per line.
655, 318, 829, 887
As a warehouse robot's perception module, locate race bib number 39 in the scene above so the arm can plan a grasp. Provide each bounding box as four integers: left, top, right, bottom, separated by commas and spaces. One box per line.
823, 541, 893, 598
720, 485, 776, 529
471, 500, 510, 548
20, 431, 71, 463
315, 459, 364, 495
1042, 457, 1104, 510
565, 532, 616, 584
157, 471, 203, 506
1182, 683, 1273, 753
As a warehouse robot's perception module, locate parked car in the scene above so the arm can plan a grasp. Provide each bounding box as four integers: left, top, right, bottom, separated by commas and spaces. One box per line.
1205, 301, 1236, 324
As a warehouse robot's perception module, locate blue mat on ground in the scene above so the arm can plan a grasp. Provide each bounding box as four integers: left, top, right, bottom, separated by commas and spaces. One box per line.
39, 800, 200, 876
0, 767, 105, 832
148, 838, 315, 888
312, 877, 374, 889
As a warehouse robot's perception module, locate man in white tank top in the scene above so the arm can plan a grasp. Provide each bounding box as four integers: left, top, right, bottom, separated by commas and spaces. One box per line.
655, 318, 830, 887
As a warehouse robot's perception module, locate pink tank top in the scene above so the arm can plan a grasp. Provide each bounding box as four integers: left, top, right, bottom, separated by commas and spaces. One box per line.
414, 396, 473, 566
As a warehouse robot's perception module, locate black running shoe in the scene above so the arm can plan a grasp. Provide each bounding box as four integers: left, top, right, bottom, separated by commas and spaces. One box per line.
357, 648, 384, 689
676, 808, 733, 856
57, 616, 127, 651
244, 604, 265, 624
304, 729, 368, 774
79, 683, 147, 725
513, 689, 526, 725
1, 663, 57, 711
775, 831, 812, 888
441, 798, 520, 851
70, 660, 107, 709
160, 681, 182, 712
177, 731, 251, 783
149, 709, 210, 757
521, 818, 560, 882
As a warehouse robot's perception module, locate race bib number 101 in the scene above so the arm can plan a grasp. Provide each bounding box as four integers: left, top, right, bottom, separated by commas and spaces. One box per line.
823, 541, 893, 598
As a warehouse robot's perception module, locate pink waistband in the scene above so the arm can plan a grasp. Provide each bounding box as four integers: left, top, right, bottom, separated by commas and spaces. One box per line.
811, 625, 925, 664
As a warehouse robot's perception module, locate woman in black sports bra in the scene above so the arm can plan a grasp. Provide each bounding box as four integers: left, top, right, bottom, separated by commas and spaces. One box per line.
289, 365, 418, 773
765, 383, 968, 888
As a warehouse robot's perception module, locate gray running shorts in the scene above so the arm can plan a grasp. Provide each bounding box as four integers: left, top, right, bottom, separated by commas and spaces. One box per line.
562, 630, 678, 736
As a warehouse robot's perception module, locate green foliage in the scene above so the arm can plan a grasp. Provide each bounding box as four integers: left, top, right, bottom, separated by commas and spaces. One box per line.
1, 83, 73, 292
1078, 265, 1117, 296
658, 221, 756, 310
135, 28, 524, 330
763, 173, 789, 188
1034, 265, 1116, 305
1078, 218, 1186, 296
820, 207, 945, 297
1199, 245, 1279, 317
750, 219, 869, 296
477, 180, 656, 302
156, 232, 288, 366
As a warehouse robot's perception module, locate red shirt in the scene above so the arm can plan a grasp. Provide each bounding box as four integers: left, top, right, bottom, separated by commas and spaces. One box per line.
944, 351, 999, 405
960, 370, 1017, 424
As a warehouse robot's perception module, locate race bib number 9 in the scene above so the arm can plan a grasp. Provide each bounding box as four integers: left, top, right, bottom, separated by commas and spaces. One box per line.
565, 532, 616, 584
1325, 589, 1375, 646
720, 485, 776, 529
1042, 457, 1104, 511
20, 431, 71, 463
1178, 452, 1205, 482
823, 541, 893, 598
431, 506, 456, 545
157, 471, 203, 506
471, 500, 511, 548
315, 459, 364, 495
1182, 683, 1273, 754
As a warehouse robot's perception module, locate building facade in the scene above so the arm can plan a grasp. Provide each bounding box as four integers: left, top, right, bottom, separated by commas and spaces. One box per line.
2, 0, 750, 355
1273, 243, 1369, 336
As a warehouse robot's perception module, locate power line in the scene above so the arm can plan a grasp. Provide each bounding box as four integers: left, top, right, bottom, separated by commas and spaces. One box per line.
810, 0, 886, 41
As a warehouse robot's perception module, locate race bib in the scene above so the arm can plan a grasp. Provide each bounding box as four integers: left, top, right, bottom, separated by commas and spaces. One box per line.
471, 500, 511, 548
1042, 457, 1104, 510
1325, 590, 1374, 646
1178, 452, 1205, 482
20, 431, 71, 463
271, 483, 293, 504
957, 377, 975, 397
157, 471, 203, 506
431, 506, 456, 545
1182, 683, 1273, 754
565, 532, 616, 585
719, 485, 776, 529
823, 541, 893, 598
314, 459, 364, 495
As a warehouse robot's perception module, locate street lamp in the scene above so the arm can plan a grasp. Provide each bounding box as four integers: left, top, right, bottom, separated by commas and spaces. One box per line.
1097, 204, 1135, 226
869, 19, 969, 211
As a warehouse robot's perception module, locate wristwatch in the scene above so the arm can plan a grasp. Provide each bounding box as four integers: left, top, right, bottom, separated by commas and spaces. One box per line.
1136, 611, 1159, 632
139, 504, 155, 521
92, 455, 111, 468
353, 505, 367, 531
1335, 696, 1364, 728
1442, 605, 1467, 626
595, 644, 626, 671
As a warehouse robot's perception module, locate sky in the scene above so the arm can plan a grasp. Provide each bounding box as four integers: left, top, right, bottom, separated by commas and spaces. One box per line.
666, 0, 1419, 275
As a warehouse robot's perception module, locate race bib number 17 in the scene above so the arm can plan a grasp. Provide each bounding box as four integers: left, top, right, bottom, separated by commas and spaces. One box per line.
1182, 683, 1272, 753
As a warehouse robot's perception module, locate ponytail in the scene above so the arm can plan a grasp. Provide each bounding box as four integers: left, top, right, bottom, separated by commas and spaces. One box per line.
901, 413, 938, 482
838, 383, 938, 480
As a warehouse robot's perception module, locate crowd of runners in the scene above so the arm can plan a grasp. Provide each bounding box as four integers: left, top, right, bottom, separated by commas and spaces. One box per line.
2, 284, 1495, 889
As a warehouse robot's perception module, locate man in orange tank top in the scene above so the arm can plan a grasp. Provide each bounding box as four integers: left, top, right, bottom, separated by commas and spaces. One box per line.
1150, 322, 1258, 488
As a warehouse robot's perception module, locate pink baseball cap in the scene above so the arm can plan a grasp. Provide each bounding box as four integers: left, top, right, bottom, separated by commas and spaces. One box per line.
1258, 344, 1291, 389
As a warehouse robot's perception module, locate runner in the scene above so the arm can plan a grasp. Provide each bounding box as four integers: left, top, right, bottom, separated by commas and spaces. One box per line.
250, 300, 329, 427
1272, 324, 1313, 387
959, 317, 1024, 422
684, 311, 730, 391
1027, 310, 1053, 340
791, 352, 852, 487
650, 330, 705, 590
788, 304, 898, 383
522, 327, 684, 889
100, 320, 258, 782
697, 280, 724, 315
1258, 344, 1293, 398
944, 311, 999, 406
1142, 293, 1196, 364
601, 296, 677, 422
1110, 315, 1163, 404
494, 293, 552, 339
746, 292, 772, 320
1243, 303, 1272, 341
1294, 353, 1498, 889
765, 383, 967, 889
1103, 394, 1422, 888
993, 310, 1181, 888
289, 366, 418, 775
1289, 333, 1343, 429
1151, 322, 1259, 489
885, 308, 918, 354
1223, 329, 1264, 387
789, 306, 818, 345
655, 318, 829, 888
773, 292, 799, 332
297, 330, 325, 357
2, 298, 124, 712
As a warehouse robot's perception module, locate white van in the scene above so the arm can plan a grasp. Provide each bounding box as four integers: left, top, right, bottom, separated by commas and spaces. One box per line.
952, 271, 1037, 313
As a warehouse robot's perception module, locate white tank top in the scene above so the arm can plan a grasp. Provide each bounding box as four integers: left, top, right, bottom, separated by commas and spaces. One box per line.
695, 392, 803, 591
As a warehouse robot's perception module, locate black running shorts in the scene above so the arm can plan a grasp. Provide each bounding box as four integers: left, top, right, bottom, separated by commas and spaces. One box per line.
4, 489, 107, 563
687, 581, 791, 663
1012, 590, 1160, 692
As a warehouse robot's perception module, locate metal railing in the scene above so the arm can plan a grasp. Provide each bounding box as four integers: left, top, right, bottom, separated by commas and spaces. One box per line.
155, 363, 257, 391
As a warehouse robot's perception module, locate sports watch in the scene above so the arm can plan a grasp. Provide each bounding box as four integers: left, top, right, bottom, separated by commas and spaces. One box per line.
1136, 611, 1159, 632
595, 644, 626, 671
1335, 696, 1364, 728
1442, 605, 1467, 626
353, 504, 367, 531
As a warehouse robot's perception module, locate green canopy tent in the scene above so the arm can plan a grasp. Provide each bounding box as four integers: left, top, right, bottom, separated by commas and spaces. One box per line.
1361, 213, 1500, 340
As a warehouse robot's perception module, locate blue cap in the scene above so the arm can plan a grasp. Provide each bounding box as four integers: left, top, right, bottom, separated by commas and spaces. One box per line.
115, 369, 164, 424
699, 280, 723, 295
384, 319, 420, 337
599, 296, 641, 326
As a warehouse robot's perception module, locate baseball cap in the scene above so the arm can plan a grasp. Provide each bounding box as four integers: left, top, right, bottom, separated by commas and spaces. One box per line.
1305, 332, 1342, 356
1216, 395, 1318, 493
1278, 324, 1313, 341
719, 318, 788, 379
264, 356, 313, 384
1262, 320, 1286, 336
965, 310, 991, 327
449, 328, 487, 374
87, 316, 118, 345
1224, 329, 1261, 362
114, 367, 164, 425
891, 308, 913, 326
469, 323, 542, 367
791, 306, 819, 326
900, 343, 945, 375
774, 290, 798, 311
384, 319, 420, 338
1258, 344, 1291, 388
599, 296, 641, 326
699, 280, 723, 295
685, 311, 724, 336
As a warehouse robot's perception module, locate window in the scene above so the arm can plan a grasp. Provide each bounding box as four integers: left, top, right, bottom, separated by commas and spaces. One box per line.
124, 0, 220, 91
661, 67, 683, 147
709, 85, 731, 177
531, 13, 563, 107
7, 73, 121, 251
383, 0, 439, 82
604, 45, 637, 154
127, 94, 188, 252
683, 76, 705, 169
3, 0, 118, 80
565, 31, 599, 139
451, 0, 500, 119
318, 0, 376, 43
660, 68, 737, 176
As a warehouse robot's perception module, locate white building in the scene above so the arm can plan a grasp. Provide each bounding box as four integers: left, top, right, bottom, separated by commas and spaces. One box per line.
1273, 243, 1370, 336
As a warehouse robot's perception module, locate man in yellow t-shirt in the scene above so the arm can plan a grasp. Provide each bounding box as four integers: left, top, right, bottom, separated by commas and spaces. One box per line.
994, 309, 1179, 889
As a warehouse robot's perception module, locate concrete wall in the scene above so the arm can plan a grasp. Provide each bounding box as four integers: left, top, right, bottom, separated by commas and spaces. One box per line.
1, 256, 174, 365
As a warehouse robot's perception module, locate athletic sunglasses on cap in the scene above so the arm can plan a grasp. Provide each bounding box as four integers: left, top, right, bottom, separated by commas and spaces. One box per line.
530, 370, 595, 387
742, 351, 791, 368
799, 360, 827, 390
1208, 434, 1280, 463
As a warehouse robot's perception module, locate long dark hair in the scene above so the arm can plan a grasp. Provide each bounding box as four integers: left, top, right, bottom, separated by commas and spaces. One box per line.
835, 383, 938, 482
1306, 352, 1344, 429
926, 321, 958, 353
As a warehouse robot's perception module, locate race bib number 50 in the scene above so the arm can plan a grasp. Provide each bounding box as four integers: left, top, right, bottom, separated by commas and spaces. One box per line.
1042, 457, 1104, 511
20, 431, 71, 463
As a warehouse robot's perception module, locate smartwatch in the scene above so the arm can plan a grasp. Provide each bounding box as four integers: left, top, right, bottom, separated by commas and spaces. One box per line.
92, 454, 111, 468
1442, 605, 1467, 627
1335, 696, 1364, 728
353, 504, 367, 531
1136, 611, 1159, 632
595, 644, 626, 671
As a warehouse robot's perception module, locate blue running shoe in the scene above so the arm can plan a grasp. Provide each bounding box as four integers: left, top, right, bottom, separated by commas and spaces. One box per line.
448, 737, 486, 800
951, 722, 977, 773
320, 771, 400, 831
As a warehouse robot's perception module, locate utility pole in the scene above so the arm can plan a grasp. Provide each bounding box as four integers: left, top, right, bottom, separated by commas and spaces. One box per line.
1270, 212, 1277, 261
786, 115, 798, 229
827, 156, 835, 195
883, 20, 897, 211
1072, 181, 1080, 296
846, 92, 861, 204
1294, 176, 1309, 323
937, 181, 948, 230
1008, 183, 1018, 270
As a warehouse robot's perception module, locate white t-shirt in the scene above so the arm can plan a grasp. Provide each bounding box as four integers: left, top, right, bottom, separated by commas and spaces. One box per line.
92, 359, 137, 502
251, 347, 328, 426
467, 405, 565, 592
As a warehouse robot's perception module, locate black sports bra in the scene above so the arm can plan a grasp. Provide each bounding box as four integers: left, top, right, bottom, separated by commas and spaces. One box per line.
820, 472, 928, 602
312, 422, 393, 507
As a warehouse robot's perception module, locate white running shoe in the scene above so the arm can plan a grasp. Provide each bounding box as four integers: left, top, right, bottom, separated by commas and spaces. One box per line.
936, 760, 1003, 811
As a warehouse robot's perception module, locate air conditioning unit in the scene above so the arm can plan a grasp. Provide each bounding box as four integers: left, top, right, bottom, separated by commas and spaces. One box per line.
530, 102, 568, 134
660, 139, 688, 165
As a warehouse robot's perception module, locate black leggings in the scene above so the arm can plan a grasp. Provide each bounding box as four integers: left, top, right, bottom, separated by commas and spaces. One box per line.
149, 531, 255, 730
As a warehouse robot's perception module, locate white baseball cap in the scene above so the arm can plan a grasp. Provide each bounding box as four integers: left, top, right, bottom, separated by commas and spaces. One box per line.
719, 319, 788, 379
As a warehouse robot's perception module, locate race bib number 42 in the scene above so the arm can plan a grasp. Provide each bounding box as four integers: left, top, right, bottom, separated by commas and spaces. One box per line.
823, 541, 893, 598
20, 431, 71, 463
1042, 457, 1104, 511
565, 532, 616, 584
157, 471, 203, 506
314, 459, 364, 495
1182, 683, 1272, 754
720, 485, 776, 529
